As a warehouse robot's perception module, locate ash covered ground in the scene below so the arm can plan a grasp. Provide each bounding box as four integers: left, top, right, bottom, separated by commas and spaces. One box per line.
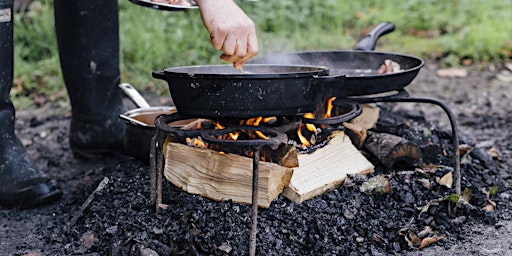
1, 63, 511, 255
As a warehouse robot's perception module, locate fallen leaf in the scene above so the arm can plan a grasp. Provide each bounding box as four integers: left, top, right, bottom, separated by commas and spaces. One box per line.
153, 227, 164, 235
418, 164, 439, 174
416, 203, 430, 218
218, 243, 232, 253
158, 203, 169, 210
460, 152, 473, 164
458, 144, 472, 156
80, 231, 96, 251
483, 202, 496, 212
139, 245, 159, 256
461, 188, 472, 203
360, 175, 392, 194
418, 236, 444, 249
488, 147, 503, 161
417, 226, 433, 239
436, 68, 468, 78
417, 178, 431, 189
450, 216, 466, 225
437, 172, 453, 188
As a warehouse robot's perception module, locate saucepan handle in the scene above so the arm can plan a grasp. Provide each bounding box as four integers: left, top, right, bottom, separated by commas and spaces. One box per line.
353, 21, 395, 51
119, 83, 151, 109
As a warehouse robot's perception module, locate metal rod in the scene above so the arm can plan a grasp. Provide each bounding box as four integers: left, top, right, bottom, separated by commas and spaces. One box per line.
249, 145, 261, 256
355, 96, 461, 194
149, 132, 157, 202
155, 128, 166, 213
405, 97, 461, 194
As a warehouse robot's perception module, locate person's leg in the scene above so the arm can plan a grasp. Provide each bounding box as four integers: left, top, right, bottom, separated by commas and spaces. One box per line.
54, 0, 125, 159
0, 0, 62, 208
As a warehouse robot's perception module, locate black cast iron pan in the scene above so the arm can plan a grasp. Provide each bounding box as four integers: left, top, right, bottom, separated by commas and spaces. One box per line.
128, 0, 198, 11
152, 64, 345, 118
249, 22, 425, 96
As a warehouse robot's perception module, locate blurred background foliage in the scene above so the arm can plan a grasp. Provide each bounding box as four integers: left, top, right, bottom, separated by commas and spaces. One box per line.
11, 0, 512, 108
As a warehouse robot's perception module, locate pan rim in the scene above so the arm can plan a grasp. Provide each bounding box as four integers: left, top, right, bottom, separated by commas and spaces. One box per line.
162, 64, 331, 78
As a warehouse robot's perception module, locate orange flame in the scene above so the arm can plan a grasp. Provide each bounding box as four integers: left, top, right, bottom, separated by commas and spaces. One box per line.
263, 117, 277, 124
324, 97, 336, 118
229, 131, 240, 140
213, 121, 224, 130
297, 123, 311, 147
303, 113, 317, 132
243, 116, 270, 139
186, 137, 208, 148
255, 131, 269, 140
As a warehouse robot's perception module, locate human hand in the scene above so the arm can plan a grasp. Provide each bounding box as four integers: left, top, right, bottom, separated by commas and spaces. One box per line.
194, 0, 259, 69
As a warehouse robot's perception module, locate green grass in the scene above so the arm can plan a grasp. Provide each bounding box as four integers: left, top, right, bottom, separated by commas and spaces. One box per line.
11, 0, 512, 109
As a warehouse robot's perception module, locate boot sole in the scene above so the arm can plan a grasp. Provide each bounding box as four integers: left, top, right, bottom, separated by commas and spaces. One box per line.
0, 179, 63, 209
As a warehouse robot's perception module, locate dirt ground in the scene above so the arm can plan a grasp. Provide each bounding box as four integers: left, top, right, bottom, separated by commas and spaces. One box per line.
1, 61, 511, 255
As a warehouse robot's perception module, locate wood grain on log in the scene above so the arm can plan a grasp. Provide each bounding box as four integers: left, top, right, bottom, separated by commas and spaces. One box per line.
364, 131, 423, 170
164, 141, 293, 208
343, 104, 380, 148
283, 131, 374, 203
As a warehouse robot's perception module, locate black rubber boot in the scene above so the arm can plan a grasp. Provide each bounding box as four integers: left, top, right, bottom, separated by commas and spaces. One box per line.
54, 0, 125, 159
0, 0, 62, 208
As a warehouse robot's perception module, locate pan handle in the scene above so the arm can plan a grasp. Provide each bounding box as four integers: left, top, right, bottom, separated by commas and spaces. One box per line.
152, 70, 166, 80
353, 21, 395, 51
119, 83, 151, 109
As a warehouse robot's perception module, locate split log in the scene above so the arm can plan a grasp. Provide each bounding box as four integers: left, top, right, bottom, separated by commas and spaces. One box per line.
163, 141, 294, 208
269, 144, 299, 168
364, 131, 423, 170
283, 131, 374, 204
343, 104, 380, 148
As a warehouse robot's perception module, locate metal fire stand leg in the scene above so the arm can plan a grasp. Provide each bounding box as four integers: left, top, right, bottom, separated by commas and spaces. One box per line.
355, 96, 461, 194
249, 145, 261, 256
150, 128, 167, 213
388, 97, 460, 194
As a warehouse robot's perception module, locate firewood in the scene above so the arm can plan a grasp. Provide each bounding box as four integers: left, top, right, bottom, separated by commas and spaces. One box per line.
163, 141, 293, 208
269, 144, 299, 168
180, 118, 209, 130
283, 131, 374, 204
364, 131, 423, 170
343, 104, 380, 148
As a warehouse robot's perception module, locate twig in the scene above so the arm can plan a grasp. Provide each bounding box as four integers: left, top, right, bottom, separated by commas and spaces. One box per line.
65, 176, 110, 232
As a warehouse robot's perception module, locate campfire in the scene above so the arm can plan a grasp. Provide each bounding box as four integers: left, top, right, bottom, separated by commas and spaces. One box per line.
148, 23, 464, 255
155, 97, 387, 208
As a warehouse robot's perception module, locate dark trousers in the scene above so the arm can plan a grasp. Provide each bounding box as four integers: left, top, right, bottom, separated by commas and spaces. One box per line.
54, 0, 122, 118
0, 0, 15, 120
2, 0, 122, 117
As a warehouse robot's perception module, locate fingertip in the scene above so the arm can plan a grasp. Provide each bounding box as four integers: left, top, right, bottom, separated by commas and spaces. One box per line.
234, 60, 246, 70
211, 37, 223, 51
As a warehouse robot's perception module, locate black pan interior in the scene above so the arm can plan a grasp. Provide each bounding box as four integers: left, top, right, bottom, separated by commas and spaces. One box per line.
250, 50, 423, 77
163, 64, 330, 77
